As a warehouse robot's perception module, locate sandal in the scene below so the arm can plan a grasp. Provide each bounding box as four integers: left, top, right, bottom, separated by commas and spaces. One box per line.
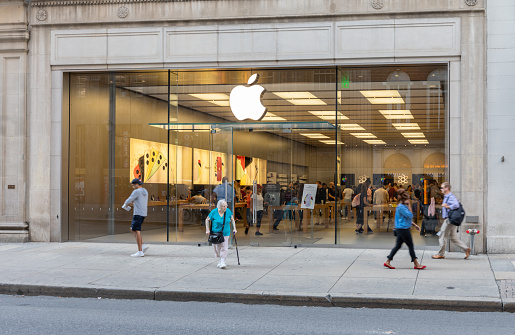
384, 262, 395, 269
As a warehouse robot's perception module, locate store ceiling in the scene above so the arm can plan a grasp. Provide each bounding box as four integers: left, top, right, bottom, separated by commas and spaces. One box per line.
120, 67, 446, 148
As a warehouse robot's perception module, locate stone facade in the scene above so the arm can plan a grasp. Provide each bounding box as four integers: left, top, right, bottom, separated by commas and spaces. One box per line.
486, 0, 515, 253
0, 0, 508, 253
0, 0, 29, 242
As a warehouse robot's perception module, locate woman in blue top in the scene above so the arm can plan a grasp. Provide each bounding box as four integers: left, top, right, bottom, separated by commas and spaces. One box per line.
206, 199, 237, 269
384, 189, 426, 270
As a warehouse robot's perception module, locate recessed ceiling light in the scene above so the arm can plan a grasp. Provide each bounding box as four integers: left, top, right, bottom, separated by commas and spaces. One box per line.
364, 140, 386, 145
274, 92, 327, 106
262, 112, 286, 121
379, 110, 413, 119
319, 140, 344, 145
308, 111, 349, 120
190, 93, 230, 101
189, 93, 230, 106
366, 97, 405, 104
300, 133, 330, 139
360, 91, 404, 104
409, 139, 429, 144
402, 133, 425, 138
210, 100, 230, 107
288, 99, 327, 106
392, 123, 420, 130
340, 124, 365, 131
360, 90, 401, 98
274, 92, 317, 99
350, 133, 377, 138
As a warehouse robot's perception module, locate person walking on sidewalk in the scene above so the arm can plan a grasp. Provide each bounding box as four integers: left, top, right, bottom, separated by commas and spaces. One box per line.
205, 199, 237, 269
384, 189, 426, 270
432, 182, 471, 260
123, 178, 149, 257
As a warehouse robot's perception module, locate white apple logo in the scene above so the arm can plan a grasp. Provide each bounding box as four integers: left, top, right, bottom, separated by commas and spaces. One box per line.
230, 74, 267, 121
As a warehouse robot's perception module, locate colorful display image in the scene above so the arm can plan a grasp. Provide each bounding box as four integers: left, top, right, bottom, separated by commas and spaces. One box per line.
301, 184, 317, 209
303, 193, 314, 208
193, 148, 227, 185
193, 151, 201, 182
236, 155, 267, 186
130, 138, 171, 184
216, 156, 223, 182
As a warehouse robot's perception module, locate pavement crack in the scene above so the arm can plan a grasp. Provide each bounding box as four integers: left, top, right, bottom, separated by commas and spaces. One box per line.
327, 248, 366, 293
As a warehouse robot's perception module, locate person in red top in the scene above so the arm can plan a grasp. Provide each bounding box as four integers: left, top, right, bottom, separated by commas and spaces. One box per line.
388, 183, 398, 202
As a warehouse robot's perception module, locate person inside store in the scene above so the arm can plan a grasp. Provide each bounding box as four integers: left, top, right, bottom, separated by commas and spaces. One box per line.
251, 185, 264, 236
234, 180, 243, 202
342, 183, 353, 219
205, 199, 237, 269
384, 188, 426, 270
188, 190, 209, 225
315, 181, 326, 225
328, 182, 338, 219
212, 176, 235, 210
373, 181, 389, 226
388, 182, 398, 202
355, 179, 373, 234
295, 183, 305, 229
283, 183, 297, 225
271, 187, 290, 231
244, 186, 252, 234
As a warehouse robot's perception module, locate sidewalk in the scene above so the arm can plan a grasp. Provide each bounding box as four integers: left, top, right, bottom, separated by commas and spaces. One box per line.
1, 242, 514, 312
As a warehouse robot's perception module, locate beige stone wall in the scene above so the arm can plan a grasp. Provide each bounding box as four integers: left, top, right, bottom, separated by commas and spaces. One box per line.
0, 0, 29, 241
21, 0, 490, 250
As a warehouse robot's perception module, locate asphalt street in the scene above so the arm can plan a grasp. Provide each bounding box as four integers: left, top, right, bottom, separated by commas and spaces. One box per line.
1, 294, 514, 335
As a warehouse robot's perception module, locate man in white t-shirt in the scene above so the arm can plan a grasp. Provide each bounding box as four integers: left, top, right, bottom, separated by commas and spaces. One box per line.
342, 185, 353, 219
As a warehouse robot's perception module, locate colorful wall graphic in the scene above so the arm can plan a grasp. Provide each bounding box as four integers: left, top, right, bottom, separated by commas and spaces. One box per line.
192, 148, 227, 185
236, 155, 267, 186
130, 138, 171, 184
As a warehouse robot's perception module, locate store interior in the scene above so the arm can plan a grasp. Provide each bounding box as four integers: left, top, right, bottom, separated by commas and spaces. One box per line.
65, 65, 448, 248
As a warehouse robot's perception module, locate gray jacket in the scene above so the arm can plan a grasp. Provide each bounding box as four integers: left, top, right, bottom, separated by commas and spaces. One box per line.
124, 187, 148, 217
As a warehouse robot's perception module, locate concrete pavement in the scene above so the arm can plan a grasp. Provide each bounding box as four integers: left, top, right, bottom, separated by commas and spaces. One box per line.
1, 242, 514, 312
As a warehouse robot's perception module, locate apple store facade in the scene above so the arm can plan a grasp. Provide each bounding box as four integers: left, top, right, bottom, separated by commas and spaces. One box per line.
64, 65, 449, 248
9, 0, 496, 252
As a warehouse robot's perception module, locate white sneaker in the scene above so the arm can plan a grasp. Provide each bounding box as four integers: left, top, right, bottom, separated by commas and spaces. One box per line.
219, 259, 227, 269
142, 244, 149, 253
131, 251, 144, 257
216, 262, 221, 268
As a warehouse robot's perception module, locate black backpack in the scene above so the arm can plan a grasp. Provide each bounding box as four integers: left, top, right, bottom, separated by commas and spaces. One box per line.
448, 202, 465, 226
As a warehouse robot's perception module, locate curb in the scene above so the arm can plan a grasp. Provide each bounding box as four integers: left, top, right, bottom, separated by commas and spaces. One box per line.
0, 284, 505, 312
0, 284, 154, 300
503, 298, 515, 313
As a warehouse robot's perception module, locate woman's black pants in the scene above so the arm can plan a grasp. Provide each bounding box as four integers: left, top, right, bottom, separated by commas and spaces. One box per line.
387, 228, 417, 262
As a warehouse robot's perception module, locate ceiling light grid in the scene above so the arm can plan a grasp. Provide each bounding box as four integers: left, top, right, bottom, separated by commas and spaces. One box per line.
379, 110, 413, 119
363, 140, 386, 145
360, 90, 405, 105
274, 92, 327, 106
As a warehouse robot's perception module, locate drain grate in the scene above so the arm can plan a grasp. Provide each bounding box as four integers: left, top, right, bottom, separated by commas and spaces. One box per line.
497, 280, 515, 299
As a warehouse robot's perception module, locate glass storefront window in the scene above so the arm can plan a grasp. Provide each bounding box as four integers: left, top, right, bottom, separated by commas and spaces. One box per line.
66, 64, 447, 248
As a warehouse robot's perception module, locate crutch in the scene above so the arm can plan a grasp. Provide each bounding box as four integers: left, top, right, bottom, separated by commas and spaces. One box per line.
233, 232, 241, 265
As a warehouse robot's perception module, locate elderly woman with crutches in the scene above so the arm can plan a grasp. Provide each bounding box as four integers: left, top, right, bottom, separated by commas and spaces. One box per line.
205, 199, 237, 269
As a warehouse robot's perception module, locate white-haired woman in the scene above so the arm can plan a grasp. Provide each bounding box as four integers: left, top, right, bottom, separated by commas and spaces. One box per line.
205, 199, 237, 269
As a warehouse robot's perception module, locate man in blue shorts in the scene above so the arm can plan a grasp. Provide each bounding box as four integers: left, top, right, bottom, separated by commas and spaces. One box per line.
123, 178, 149, 257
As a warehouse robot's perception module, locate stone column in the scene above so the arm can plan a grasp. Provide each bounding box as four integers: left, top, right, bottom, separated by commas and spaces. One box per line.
0, 0, 29, 242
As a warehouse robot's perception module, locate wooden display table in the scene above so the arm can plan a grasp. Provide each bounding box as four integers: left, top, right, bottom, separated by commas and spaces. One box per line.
267, 204, 330, 233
